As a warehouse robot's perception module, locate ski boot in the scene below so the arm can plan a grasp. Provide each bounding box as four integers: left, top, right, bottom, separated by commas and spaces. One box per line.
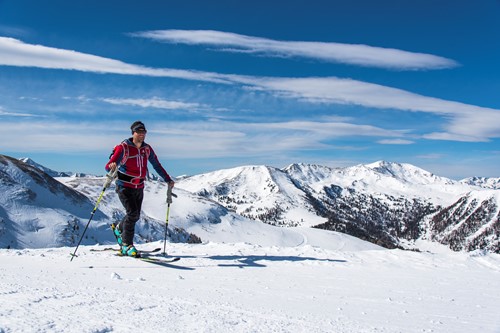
111, 223, 123, 246
121, 244, 140, 258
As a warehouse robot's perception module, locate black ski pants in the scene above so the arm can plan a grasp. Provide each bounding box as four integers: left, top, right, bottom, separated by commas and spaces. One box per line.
116, 185, 144, 245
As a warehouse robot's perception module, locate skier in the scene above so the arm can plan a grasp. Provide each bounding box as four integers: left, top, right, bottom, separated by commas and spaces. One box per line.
105, 120, 175, 257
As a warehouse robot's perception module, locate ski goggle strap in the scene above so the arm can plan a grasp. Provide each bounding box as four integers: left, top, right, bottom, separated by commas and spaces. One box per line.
131, 122, 146, 133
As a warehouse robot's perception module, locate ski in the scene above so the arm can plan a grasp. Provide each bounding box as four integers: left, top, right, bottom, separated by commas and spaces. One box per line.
91, 247, 162, 254
139, 256, 181, 263
114, 252, 180, 262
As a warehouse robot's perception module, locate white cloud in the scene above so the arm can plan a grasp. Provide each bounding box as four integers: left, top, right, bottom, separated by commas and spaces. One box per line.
1, 37, 499, 142
0, 106, 40, 117
233, 76, 500, 142
149, 118, 409, 158
422, 132, 487, 142
1, 118, 406, 158
259, 120, 407, 138
131, 29, 459, 70
101, 97, 204, 111
1, 121, 125, 153
377, 139, 414, 145
0, 37, 231, 83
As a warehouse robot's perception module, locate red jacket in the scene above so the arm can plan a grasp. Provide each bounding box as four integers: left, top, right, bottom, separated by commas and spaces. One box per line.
105, 138, 173, 189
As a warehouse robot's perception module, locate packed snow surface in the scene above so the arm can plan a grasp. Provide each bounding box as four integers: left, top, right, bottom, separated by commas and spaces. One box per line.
2, 157, 499, 332
1, 239, 499, 333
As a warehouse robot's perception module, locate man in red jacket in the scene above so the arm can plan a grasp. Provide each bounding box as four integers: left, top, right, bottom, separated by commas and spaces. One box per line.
105, 120, 174, 257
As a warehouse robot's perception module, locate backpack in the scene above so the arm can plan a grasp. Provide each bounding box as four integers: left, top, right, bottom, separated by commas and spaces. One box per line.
110, 141, 151, 166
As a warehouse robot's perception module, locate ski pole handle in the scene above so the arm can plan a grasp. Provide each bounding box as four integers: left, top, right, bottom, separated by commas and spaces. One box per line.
104, 168, 118, 189
166, 182, 177, 204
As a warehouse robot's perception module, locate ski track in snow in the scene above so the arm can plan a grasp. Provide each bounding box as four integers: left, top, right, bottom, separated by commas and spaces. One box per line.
1, 242, 499, 333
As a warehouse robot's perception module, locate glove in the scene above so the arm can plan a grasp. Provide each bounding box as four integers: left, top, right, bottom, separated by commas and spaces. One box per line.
166, 181, 175, 204
104, 168, 118, 189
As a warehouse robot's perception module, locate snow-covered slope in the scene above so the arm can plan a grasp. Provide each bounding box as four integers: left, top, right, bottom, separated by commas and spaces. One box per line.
427, 190, 500, 252
1, 155, 264, 249
178, 165, 325, 228
179, 161, 473, 223
177, 161, 499, 252
2, 156, 499, 333
60, 173, 380, 251
2, 155, 498, 253
1, 242, 499, 333
285, 161, 469, 205
19, 157, 73, 177
461, 176, 500, 190
0, 155, 111, 248
3, 155, 381, 251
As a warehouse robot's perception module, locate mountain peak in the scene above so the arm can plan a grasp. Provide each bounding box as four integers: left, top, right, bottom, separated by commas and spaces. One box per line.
363, 160, 455, 185
283, 163, 336, 184
460, 176, 500, 190
19, 157, 72, 177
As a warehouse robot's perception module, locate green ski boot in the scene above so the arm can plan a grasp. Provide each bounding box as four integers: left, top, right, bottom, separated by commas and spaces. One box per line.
121, 244, 140, 258
111, 223, 123, 246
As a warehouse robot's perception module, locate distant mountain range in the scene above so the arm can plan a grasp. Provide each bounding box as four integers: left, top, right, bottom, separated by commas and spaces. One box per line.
1, 154, 498, 253
177, 161, 499, 253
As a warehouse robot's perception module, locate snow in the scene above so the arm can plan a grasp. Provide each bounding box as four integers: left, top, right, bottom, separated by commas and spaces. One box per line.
4, 156, 497, 251
1, 241, 499, 333
180, 162, 481, 227
2, 157, 500, 332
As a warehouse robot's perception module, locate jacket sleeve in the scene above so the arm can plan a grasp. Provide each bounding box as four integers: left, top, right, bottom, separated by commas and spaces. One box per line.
148, 146, 173, 183
105, 144, 124, 172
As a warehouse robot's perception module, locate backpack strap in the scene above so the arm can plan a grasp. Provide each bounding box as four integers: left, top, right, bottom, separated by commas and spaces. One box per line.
119, 141, 129, 165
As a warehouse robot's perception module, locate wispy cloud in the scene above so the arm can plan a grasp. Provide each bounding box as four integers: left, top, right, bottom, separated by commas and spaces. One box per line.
0, 36, 231, 83
140, 118, 409, 158
1, 121, 121, 153
101, 97, 205, 111
377, 139, 414, 145
233, 76, 500, 142
1, 37, 498, 142
131, 29, 459, 70
259, 120, 407, 138
1, 118, 406, 158
0, 106, 40, 117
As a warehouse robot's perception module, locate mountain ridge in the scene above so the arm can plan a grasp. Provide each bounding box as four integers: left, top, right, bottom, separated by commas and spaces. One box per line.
2, 154, 499, 253
176, 161, 499, 253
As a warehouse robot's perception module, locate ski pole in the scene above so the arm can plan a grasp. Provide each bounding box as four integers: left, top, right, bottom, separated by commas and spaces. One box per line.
70, 168, 118, 261
163, 183, 177, 256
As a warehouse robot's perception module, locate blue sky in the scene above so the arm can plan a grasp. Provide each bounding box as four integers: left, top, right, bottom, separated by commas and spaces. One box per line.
1, 0, 499, 179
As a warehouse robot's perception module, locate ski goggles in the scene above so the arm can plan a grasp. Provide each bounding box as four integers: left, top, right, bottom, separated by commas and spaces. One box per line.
131, 123, 147, 133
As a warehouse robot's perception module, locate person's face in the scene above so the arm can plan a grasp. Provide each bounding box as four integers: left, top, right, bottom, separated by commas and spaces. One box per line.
133, 129, 147, 141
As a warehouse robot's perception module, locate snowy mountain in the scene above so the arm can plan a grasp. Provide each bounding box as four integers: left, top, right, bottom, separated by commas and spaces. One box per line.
1, 155, 202, 248
460, 176, 500, 189
0, 155, 108, 248
427, 190, 500, 252
178, 165, 326, 227
1, 155, 498, 253
5, 155, 367, 251
177, 161, 499, 253
1, 157, 499, 332
19, 157, 74, 177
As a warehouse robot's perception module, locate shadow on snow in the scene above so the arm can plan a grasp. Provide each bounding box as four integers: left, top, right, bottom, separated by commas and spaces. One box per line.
206, 254, 347, 268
